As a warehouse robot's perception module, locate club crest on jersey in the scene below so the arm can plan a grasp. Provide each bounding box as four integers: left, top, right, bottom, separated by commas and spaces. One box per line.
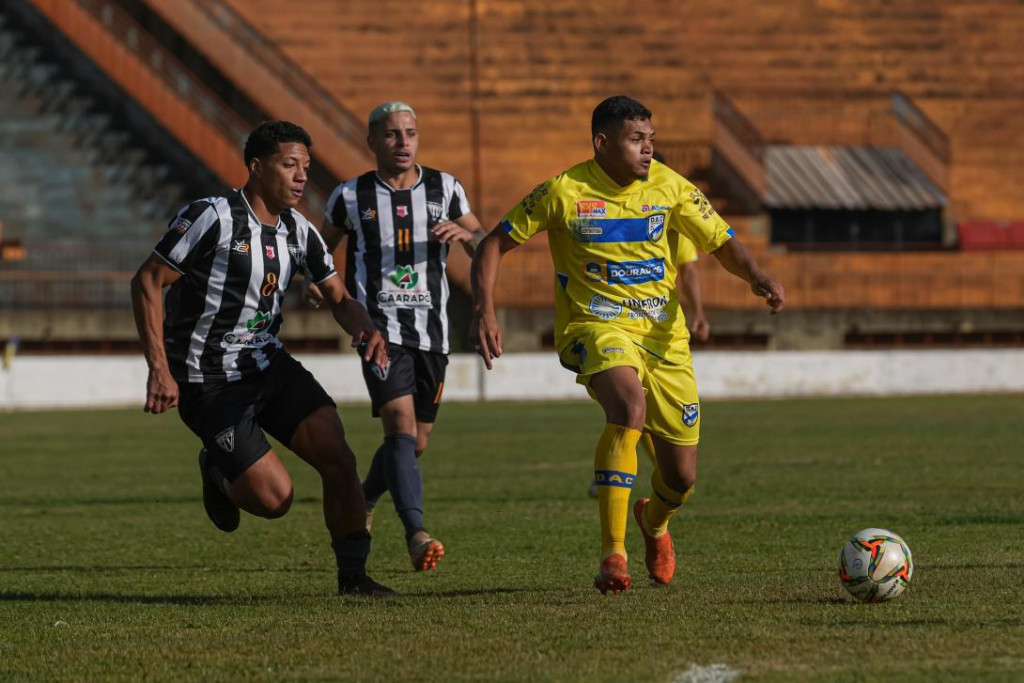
396, 205, 409, 218
647, 213, 666, 242
360, 207, 377, 221
171, 217, 192, 234
576, 200, 606, 218
265, 245, 275, 259
427, 201, 444, 222
215, 426, 235, 453
682, 403, 699, 427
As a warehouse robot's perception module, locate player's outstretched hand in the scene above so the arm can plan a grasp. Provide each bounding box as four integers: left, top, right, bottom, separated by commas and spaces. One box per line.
145, 368, 179, 414
353, 327, 389, 371
752, 276, 786, 314
431, 221, 474, 244
469, 310, 503, 370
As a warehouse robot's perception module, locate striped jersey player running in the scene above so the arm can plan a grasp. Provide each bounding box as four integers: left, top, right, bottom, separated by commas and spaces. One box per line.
471, 96, 785, 594
320, 102, 484, 572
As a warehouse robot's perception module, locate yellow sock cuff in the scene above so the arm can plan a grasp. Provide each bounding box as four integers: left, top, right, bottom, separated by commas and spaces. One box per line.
651, 469, 692, 508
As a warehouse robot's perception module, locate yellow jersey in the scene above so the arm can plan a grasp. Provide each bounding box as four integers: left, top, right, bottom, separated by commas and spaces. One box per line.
500, 158, 732, 362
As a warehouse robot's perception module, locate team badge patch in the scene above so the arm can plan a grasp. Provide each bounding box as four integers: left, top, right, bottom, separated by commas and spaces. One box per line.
396, 205, 409, 218
215, 426, 235, 453
647, 213, 665, 242
170, 217, 192, 234
265, 245, 275, 260
372, 360, 392, 381
682, 403, 699, 427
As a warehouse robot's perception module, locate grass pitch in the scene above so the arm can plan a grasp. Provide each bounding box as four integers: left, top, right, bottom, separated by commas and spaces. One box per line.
1, 394, 1023, 681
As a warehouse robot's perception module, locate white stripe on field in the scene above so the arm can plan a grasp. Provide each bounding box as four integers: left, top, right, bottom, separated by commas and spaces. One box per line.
672, 664, 742, 683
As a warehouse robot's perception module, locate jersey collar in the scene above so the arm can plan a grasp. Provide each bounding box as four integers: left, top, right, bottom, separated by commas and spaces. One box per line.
238, 188, 284, 231
374, 164, 423, 192
588, 159, 644, 196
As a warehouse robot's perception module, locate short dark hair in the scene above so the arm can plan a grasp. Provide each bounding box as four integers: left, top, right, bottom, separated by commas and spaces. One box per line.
244, 121, 312, 165
591, 96, 652, 137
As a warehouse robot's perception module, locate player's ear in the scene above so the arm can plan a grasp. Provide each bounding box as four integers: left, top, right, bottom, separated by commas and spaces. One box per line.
593, 132, 608, 153
249, 157, 261, 177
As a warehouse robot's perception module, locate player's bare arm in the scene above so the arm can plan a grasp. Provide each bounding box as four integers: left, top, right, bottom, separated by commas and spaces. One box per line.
304, 221, 349, 308
432, 212, 486, 256
711, 238, 786, 313
317, 274, 389, 370
130, 254, 182, 414
679, 261, 710, 341
469, 227, 521, 369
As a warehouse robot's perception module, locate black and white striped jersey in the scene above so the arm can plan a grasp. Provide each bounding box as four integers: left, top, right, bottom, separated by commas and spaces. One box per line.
153, 189, 336, 383
324, 165, 470, 355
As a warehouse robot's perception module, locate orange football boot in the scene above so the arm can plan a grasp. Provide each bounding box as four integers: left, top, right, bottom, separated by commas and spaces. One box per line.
633, 498, 676, 585
594, 552, 632, 595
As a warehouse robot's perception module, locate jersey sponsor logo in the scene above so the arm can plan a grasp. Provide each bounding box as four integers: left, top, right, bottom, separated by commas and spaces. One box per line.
389, 265, 419, 289
396, 205, 409, 218
360, 207, 377, 221
265, 245, 276, 260
602, 346, 625, 354
377, 290, 433, 308
584, 262, 603, 281
171, 217, 192, 234
652, 204, 671, 211
427, 201, 444, 222
576, 200, 607, 218
682, 403, 699, 427
647, 213, 666, 242
215, 426, 235, 453
222, 331, 276, 348
231, 240, 250, 254
607, 257, 665, 285
247, 311, 271, 332
588, 294, 622, 320
623, 295, 669, 322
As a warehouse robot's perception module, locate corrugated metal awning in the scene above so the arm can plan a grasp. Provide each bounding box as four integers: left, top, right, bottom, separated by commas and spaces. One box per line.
764, 146, 947, 211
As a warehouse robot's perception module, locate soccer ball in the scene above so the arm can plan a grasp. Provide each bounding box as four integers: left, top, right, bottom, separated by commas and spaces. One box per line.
838, 528, 913, 603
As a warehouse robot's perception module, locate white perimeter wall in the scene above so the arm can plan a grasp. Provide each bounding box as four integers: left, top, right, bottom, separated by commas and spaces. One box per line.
2, 349, 1023, 410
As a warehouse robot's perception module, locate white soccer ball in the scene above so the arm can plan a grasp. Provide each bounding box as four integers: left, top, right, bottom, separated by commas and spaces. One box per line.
838, 528, 914, 603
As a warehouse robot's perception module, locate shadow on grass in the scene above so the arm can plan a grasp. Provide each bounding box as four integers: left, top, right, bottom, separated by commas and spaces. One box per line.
393, 587, 534, 599
0, 590, 261, 606
0, 496, 321, 508
720, 596, 849, 606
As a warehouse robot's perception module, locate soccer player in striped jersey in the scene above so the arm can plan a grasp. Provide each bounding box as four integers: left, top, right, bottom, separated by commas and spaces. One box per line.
320, 102, 484, 571
131, 121, 395, 597
471, 96, 785, 594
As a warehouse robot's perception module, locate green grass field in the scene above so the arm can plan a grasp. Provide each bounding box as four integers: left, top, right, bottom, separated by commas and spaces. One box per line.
1, 395, 1023, 681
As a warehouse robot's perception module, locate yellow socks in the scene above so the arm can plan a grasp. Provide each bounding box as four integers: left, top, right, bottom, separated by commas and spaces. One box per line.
594, 424, 641, 559
643, 468, 694, 538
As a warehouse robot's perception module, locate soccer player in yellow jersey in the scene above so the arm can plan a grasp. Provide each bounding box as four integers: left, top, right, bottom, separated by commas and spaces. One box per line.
470, 96, 785, 594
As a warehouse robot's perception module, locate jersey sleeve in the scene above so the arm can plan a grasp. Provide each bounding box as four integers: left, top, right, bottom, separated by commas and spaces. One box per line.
499, 179, 557, 244
676, 235, 699, 264
302, 222, 338, 284
669, 186, 734, 253
153, 200, 220, 273
324, 184, 354, 233
447, 177, 471, 220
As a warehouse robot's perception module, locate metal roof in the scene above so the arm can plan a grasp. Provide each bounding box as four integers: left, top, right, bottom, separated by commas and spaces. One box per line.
763, 146, 947, 211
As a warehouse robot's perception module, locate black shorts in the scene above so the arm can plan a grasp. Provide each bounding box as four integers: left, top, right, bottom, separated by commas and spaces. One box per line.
177, 353, 336, 481
361, 343, 448, 423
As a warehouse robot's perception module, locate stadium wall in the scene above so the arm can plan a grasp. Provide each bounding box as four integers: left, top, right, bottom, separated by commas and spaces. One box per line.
2, 350, 1023, 410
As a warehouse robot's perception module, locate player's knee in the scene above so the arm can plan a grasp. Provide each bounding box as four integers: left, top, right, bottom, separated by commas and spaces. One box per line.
621, 398, 646, 431
661, 463, 696, 493
264, 488, 294, 518
252, 485, 293, 519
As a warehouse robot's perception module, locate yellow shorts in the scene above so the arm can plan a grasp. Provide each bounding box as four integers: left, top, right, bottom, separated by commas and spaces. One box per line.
558, 325, 700, 446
